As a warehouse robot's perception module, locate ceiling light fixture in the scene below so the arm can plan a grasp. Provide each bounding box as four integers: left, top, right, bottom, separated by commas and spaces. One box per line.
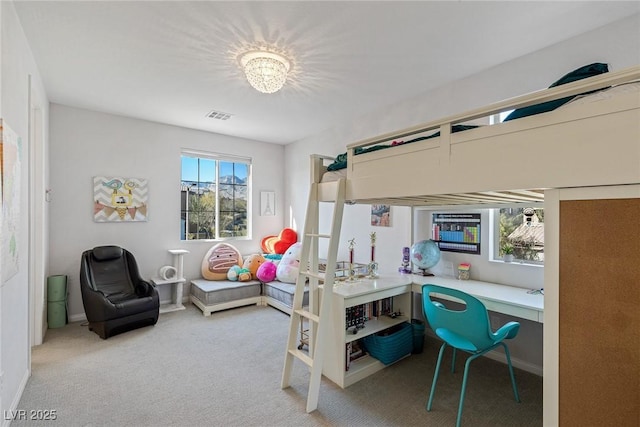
240, 51, 291, 94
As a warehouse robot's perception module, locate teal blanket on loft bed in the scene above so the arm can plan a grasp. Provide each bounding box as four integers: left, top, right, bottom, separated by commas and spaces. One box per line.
326, 63, 609, 172
326, 125, 478, 171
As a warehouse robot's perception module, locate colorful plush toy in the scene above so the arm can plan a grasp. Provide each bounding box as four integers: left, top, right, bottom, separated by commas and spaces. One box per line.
276, 242, 302, 283
201, 243, 243, 280
227, 265, 241, 281
264, 253, 283, 266
237, 268, 252, 281
261, 228, 298, 254
256, 261, 277, 283
243, 253, 266, 280
227, 265, 252, 282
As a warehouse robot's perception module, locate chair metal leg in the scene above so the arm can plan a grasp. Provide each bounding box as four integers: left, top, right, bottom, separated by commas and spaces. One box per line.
456, 353, 480, 427
427, 343, 447, 411
451, 348, 457, 373
501, 343, 521, 403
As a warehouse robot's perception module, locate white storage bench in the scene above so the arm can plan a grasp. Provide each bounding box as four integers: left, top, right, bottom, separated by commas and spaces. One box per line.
190, 279, 262, 316
190, 279, 309, 317
263, 281, 309, 315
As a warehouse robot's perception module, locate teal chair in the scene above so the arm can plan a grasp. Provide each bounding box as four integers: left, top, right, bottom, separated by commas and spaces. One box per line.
422, 284, 520, 427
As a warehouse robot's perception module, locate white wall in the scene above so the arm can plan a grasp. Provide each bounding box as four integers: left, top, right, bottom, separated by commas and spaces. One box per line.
1, 1, 49, 422
48, 104, 285, 320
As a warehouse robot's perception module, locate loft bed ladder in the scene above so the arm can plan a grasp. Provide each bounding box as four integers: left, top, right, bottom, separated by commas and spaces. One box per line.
281, 178, 346, 412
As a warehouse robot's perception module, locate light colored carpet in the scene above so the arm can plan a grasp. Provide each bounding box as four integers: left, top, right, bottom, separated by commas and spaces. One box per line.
14, 304, 542, 426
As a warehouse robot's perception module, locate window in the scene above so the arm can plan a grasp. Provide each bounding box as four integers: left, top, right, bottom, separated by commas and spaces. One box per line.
495, 207, 544, 263
181, 152, 250, 240
489, 110, 515, 125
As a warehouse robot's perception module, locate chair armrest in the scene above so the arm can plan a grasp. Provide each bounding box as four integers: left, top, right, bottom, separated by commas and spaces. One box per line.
493, 321, 520, 342
134, 279, 154, 297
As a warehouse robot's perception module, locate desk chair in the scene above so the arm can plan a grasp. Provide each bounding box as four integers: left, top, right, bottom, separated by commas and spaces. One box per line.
422, 284, 520, 427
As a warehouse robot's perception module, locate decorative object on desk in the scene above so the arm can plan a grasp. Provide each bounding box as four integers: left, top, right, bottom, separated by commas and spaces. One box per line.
398, 246, 412, 273
158, 265, 177, 281
410, 239, 441, 276
458, 263, 471, 280
347, 238, 357, 282
323, 261, 367, 280
501, 243, 515, 263
367, 232, 379, 278
371, 204, 391, 226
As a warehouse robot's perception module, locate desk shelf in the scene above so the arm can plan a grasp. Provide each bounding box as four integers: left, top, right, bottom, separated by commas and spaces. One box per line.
321, 276, 412, 388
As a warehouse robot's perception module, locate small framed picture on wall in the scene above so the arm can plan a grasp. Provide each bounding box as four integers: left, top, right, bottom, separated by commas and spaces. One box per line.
371, 204, 390, 226
260, 191, 275, 216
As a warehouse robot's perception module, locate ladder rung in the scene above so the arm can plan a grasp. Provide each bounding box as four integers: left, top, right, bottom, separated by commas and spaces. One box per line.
294, 309, 319, 324
305, 233, 331, 239
288, 348, 314, 368
300, 270, 324, 281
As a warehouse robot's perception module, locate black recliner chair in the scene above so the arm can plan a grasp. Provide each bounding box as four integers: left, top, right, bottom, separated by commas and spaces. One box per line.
80, 245, 159, 339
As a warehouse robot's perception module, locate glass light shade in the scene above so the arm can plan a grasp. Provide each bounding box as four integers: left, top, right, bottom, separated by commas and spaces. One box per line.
240, 51, 290, 94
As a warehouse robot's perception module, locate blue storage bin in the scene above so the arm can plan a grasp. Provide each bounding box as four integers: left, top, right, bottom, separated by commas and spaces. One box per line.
363, 322, 413, 365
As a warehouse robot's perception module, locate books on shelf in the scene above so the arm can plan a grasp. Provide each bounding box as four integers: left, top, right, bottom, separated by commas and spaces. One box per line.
345, 340, 368, 371
345, 297, 394, 330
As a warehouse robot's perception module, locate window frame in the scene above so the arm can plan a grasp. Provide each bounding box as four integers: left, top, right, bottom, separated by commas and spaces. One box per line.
180, 150, 252, 241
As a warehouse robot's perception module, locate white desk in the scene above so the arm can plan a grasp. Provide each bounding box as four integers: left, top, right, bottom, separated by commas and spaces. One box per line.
409, 275, 544, 323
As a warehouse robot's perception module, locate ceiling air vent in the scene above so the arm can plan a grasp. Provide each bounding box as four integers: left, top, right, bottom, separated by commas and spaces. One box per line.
206, 110, 233, 121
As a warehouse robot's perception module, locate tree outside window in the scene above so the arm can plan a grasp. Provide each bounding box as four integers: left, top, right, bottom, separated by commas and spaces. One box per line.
181, 154, 249, 240
497, 207, 544, 263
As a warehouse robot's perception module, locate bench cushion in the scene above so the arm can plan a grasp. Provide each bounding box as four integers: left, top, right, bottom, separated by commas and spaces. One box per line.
264, 281, 308, 308
191, 279, 261, 306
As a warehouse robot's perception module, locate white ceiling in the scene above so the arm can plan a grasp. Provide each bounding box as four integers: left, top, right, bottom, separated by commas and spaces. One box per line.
13, 1, 640, 145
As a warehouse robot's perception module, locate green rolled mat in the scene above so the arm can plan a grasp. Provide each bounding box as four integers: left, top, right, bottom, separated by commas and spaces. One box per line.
47, 275, 67, 328
47, 275, 67, 302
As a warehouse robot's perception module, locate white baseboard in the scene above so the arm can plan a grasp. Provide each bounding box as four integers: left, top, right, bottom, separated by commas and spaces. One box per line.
425, 330, 542, 377
484, 350, 543, 377
2, 368, 30, 427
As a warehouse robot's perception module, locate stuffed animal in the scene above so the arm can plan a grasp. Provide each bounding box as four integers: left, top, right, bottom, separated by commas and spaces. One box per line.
256, 261, 277, 283
243, 253, 266, 280
276, 242, 302, 283
201, 243, 243, 280
237, 268, 252, 282
227, 265, 241, 281
261, 228, 298, 254
227, 265, 252, 282
264, 253, 283, 266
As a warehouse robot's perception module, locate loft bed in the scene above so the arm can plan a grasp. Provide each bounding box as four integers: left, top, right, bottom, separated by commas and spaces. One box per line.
312, 65, 640, 206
